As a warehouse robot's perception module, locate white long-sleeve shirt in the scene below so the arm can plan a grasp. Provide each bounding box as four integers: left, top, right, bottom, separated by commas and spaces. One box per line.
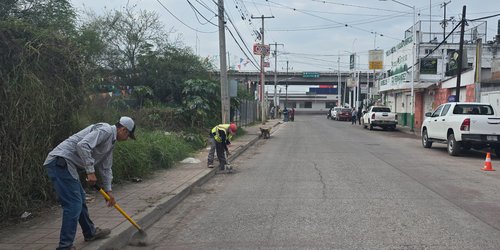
44, 123, 117, 191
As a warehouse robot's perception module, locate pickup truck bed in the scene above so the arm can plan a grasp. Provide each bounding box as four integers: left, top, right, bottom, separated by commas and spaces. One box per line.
421, 102, 500, 156
362, 106, 398, 130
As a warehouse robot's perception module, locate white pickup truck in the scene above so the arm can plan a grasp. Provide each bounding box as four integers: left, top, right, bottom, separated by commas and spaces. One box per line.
362, 106, 398, 130
421, 102, 500, 156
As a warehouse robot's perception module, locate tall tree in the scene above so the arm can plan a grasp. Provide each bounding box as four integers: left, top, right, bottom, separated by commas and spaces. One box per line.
137, 46, 214, 104
85, 5, 167, 86
1, 0, 76, 34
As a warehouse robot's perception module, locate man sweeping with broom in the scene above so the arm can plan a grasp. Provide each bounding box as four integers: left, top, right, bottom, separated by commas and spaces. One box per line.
43, 116, 135, 250
207, 123, 237, 172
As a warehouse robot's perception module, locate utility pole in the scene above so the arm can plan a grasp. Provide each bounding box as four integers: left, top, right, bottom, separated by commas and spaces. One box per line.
251, 15, 274, 124
218, 0, 229, 123
429, 0, 432, 42
475, 38, 482, 102
286, 60, 289, 108
441, 1, 451, 41
337, 56, 341, 107
270, 42, 284, 109
455, 5, 467, 101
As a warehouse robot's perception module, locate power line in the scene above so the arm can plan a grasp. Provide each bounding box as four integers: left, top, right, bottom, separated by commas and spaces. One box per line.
187, 0, 218, 26
195, 0, 217, 15
265, 0, 402, 41
155, 0, 217, 33
309, 0, 412, 14
226, 27, 260, 70
212, 0, 260, 68
468, 13, 500, 22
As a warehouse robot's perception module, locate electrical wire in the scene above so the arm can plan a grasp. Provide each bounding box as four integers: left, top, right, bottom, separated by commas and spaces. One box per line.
155, 0, 217, 33
309, 0, 411, 14
212, 0, 260, 67
187, 0, 218, 26
420, 21, 462, 63
468, 13, 500, 22
226, 27, 260, 70
195, 0, 218, 15
265, 0, 402, 41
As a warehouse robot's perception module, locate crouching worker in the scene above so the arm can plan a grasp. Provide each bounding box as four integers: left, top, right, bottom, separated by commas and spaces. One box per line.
43, 116, 136, 250
207, 123, 237, 171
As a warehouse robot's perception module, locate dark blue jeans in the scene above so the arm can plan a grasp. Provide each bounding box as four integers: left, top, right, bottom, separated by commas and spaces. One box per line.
45, 158, 96, 250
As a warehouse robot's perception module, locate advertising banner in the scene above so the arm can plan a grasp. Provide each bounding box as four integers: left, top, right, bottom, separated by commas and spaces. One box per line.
420, 58, 438, 74
350, 54, 356, 70
368, 50, 384, 70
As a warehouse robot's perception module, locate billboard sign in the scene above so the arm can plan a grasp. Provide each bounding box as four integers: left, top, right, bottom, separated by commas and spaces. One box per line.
420, 58, 438, 74
384, 36, 412, 77
350, 54, 356, 70
253, 43, 270, 56
368, 50, 384, 70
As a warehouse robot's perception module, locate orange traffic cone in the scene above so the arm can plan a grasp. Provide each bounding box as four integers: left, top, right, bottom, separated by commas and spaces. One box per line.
482, 152, 495, 171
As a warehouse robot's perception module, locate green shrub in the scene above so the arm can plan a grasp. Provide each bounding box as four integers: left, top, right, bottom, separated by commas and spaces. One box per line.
111, 130, 196, 182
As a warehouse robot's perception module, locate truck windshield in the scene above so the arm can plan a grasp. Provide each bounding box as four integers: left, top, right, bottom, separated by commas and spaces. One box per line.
372, 107, 391, 112
453, 104, 494, 115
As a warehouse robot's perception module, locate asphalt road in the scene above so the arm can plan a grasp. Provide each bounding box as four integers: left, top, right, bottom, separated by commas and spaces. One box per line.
128, 115, 500, 250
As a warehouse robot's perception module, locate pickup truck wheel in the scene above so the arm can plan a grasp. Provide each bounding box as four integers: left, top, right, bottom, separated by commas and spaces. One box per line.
447, 133, 462, 156
369, 124, 373, 130
362, 119, 367, 129
422, 130, 432, 148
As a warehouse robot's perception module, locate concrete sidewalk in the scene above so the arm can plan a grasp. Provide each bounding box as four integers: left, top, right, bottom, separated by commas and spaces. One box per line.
396, 124, 422, 137
0, 120, 282, 250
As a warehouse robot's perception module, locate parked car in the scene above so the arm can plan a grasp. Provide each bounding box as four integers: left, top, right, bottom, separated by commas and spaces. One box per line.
362, 106, 398, 130
330, 107, 342, 120
421, 102, 500, 156
335, 108, 352, 121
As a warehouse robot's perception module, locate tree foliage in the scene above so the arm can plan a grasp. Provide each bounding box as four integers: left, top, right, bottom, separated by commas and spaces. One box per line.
0, 0, 76, 35
137, 46, 215, 104
0, 21, 84, 220
178, 79, 220, 128
0, 1, 224, 221
83, 6, 167, 86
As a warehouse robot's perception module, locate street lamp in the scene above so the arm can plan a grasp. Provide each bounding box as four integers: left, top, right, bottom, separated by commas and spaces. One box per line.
380, 0, 416, 132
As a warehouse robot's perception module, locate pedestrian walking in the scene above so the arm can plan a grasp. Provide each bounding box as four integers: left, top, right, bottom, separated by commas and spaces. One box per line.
290, 107, 295, 121
43, 116, 136, 250
357, 106, 363, 125
351, 108, 357, 125
283, 107, 289, 122
207, 123, 237, 171
270, 106, 275, 119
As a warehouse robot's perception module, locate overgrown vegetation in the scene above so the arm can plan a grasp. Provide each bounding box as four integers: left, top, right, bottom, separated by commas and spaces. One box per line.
0, 21, 84, 220
0, 0, 250, 221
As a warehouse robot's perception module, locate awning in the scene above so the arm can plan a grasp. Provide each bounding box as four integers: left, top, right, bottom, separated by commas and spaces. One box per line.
379, 81, 437, 92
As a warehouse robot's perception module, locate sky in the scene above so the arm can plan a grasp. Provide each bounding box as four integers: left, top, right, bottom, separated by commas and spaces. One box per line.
70, 0, 500, 82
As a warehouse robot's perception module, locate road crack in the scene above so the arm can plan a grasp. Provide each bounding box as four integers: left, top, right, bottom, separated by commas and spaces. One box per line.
313, 162, 327, 200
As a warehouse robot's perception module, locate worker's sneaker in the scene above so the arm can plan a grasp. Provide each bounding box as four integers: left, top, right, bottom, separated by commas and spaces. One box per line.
207, 164, 215, 168
84, 227, 111, 242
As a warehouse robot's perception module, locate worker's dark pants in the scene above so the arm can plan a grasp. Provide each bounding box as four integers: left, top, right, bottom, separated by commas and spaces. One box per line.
215, 142, 227, 170
45, 158, 96, 250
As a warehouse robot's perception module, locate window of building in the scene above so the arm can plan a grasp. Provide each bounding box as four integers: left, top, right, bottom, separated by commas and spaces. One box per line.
325, 102, 336, 108
304, 102, 312, 108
